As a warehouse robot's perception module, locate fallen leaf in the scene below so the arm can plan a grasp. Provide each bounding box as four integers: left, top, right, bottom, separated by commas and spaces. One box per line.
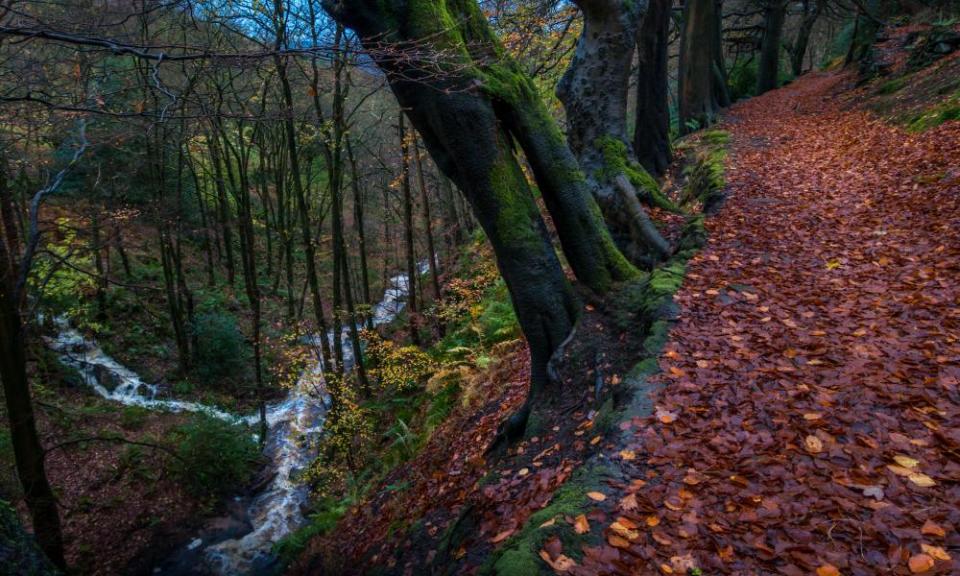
805, 435, 823, 454
620, 493, 638, 511
609, 521, 640, 541
921, 520, 945, 538
887, 464, 913, 477
619, 449, 636, 461
908, 553, 935, 573
908, 472, 936, 487
656, 407, 678, 424
573, 514, 590, 534
539, 518, 557, 528
893, 455, 919, 469
607, 534, 631, 549
816, 564, 840, 576
586, 491, 606, 502
490, 529, 515, 543
538, 550, 576, 572
920, 544, 951, 561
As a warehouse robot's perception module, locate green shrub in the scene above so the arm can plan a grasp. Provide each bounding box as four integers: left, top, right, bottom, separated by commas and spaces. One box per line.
171, 414, 258, 498
273, 497, 350, 566
478, 294, 519, 343
172, 380, 194, 396
191, 312, 248, 383
728, 58, 758, 101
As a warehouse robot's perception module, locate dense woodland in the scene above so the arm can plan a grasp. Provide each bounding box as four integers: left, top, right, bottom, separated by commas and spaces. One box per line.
1, 0, 959, 574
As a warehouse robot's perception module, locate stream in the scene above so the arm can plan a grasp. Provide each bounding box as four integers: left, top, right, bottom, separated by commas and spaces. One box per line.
44, 264, 426, 574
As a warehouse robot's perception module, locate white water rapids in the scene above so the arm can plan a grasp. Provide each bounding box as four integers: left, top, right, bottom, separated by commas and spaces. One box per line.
44, 264, 427, 574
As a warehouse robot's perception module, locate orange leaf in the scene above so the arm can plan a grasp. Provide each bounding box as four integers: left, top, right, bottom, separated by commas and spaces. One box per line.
573, 514, 590, 534
538, 550, 576, 573
816, 564, 840, 576
921, 520, 946, 538
920, 544, 951, 561
586, 491, 606, 502
908, 553, 935, 573
490, 529, 515, 543
607, 534, 631, 549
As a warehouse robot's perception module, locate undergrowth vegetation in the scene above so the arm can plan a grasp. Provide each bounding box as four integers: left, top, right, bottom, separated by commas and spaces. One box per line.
169, 414, 259, 500
276, 239, 522, 565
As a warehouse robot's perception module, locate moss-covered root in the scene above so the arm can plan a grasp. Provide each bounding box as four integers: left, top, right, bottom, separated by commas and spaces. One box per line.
596, 137, 685, 214
680, 129, 730, 213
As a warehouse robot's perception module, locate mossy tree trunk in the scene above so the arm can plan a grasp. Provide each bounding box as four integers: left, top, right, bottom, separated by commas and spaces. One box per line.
757, 0, 787, 94
635, 0, 673, 177
556, 0, 671, 263
679, 0, 727, 133
325, 0, 631, 407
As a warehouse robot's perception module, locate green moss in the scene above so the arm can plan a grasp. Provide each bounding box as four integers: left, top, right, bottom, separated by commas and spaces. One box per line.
607, 275, 651, 332
588, 200, 642, 289
481, 465, 610, 576
877, 77, 908, 95
680, 131, 729, 211
488, 157, 543, 249
907, 91, 960, 132
595, 137, 684, 214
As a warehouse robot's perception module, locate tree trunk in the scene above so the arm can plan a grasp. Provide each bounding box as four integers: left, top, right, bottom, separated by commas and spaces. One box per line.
325, 0, 637, 424
0, 165, 66, 570
791, 0, 825, 76
634, 0, 673, 177
556, 0, 671, 263
757, 0, 787, 94
412, 135, 442, 303
679, 0, 724, 132
208, 135, 236, 286
345, 137, 372, 326
273, 46, 334, 372
398, 115, 421, 346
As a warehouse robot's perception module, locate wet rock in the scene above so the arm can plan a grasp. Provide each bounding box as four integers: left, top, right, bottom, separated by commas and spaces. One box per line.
247, 466, 277, 495
94, 364, 123, 392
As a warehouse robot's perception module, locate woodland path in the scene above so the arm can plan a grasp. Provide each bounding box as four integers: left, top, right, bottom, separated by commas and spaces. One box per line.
566, 72, 960, 575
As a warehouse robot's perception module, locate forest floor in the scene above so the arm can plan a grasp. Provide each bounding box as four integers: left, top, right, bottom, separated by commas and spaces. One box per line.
557, 69, 960, 574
